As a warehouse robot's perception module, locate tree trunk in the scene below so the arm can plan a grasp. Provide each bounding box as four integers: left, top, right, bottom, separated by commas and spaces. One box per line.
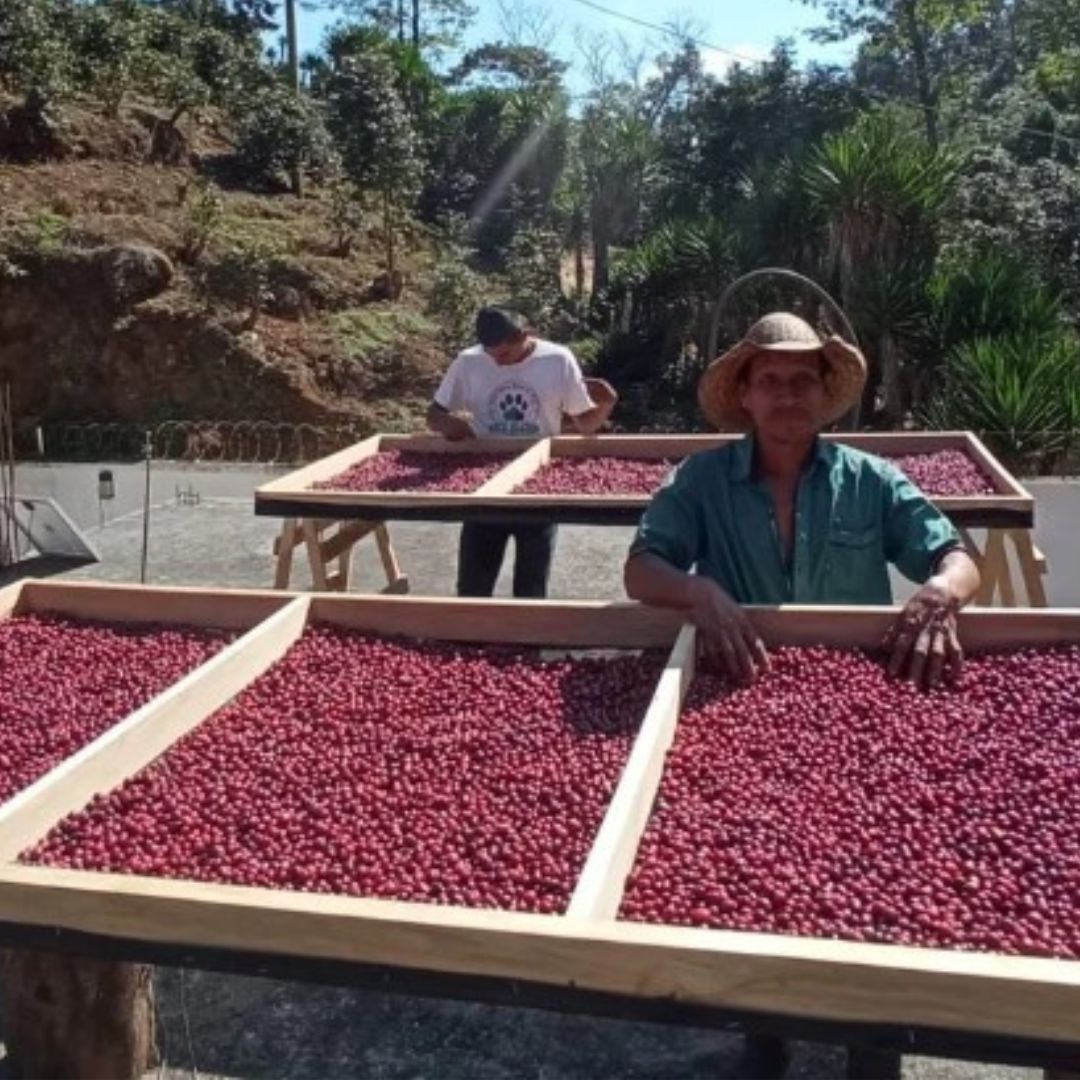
285, 0, 300, 91
397, 0, 406, 43
384, 189, 396, 277
705, 296, 724, 365
591, 220, 610, 298
284, 0, 303, 197
899, 0, 938, 148
574, 231, 586, 304
411, 0, 421, 50
1, 950, 156, 1080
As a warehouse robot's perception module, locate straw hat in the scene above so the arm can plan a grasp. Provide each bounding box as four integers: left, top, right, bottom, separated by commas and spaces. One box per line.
697, 312, 867, 431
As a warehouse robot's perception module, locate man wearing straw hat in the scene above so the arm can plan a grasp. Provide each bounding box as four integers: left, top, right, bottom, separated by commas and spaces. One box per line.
625, 312, 981, 691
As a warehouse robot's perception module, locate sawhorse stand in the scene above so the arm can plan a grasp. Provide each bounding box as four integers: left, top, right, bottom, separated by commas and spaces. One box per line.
960, 527, 1047, 607
273, 518, 409, 594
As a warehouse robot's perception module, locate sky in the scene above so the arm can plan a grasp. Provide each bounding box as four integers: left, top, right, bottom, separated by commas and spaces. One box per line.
286, 0, 856, 90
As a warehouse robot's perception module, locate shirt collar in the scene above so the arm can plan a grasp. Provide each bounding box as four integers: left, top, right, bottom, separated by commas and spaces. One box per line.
731, 433, 834, 483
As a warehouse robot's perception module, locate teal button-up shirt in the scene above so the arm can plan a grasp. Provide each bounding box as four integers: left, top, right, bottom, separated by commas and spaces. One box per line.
629, 436, 961, 605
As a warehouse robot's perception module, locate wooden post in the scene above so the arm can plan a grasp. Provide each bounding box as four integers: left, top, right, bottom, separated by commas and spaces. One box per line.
273, 518, 409, 594
1, 950, 156, 1079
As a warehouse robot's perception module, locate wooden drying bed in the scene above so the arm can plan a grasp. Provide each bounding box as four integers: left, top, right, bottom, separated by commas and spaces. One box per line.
254, 431, 1034, 529
255, 431, 1044, 606
0, 582, 1077, 1075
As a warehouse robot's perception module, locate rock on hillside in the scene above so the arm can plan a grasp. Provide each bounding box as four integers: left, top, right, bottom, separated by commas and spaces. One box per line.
0, 243, 378, 424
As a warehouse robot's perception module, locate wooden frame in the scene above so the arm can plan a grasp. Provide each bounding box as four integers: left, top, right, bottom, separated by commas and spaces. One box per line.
0, 585, 1078, 1047
255, 431, 1034, 529
255, 433, 541, 516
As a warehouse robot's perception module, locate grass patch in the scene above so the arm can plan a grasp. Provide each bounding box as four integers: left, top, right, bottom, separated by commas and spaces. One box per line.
331, 304, 439, 361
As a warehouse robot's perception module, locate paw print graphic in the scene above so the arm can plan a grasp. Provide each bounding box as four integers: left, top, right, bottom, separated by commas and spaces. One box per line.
499, 391, 528, 423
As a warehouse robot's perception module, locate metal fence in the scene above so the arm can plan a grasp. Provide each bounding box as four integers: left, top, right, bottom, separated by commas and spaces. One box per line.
16, 420, 377, 465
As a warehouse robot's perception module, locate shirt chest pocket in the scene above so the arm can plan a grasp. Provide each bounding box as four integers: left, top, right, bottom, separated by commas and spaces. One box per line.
825, 520, 883, 597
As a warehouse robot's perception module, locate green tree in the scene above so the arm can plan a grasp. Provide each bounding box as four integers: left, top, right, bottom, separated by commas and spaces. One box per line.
73, 0, 152, 118
234, 84, 335, 190
804, 0, 993, 146
331, 0, 475, 54
326, 46, 422, 277
0, 0, 76, 111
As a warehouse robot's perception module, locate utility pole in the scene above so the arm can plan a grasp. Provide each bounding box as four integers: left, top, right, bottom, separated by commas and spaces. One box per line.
285, 0, 304, 198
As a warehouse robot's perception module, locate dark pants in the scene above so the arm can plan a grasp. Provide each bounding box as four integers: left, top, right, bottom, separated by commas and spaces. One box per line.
456, 522, 557, 598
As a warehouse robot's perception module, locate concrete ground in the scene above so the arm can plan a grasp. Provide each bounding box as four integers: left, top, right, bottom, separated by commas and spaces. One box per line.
4, 460, 1069, 1079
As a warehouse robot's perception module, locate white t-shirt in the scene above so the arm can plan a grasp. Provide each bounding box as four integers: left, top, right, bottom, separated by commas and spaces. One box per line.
433, 340, 594, 437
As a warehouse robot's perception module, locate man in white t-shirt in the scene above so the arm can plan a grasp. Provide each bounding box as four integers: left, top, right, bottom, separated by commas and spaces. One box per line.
427, 306, 617, 597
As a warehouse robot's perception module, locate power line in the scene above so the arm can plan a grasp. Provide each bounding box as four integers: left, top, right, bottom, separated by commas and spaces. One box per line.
560, 0, 1080, 151
562, 0, 767, 67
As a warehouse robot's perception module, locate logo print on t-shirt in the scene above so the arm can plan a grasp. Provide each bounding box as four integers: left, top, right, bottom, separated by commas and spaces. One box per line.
488, 382, 541, 435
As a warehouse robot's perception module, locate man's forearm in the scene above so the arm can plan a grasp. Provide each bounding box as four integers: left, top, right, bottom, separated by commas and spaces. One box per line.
935, 548, 981, 607
571, 400, 615, 435
624, 552, 701, 609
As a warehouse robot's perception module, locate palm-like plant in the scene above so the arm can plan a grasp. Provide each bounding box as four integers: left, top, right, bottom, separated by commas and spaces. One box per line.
924, 331, 1080, 471
802, 110, 960, 424
804, 110, 959, 290
928, 254, 1065, 354
580, 103, 661, 296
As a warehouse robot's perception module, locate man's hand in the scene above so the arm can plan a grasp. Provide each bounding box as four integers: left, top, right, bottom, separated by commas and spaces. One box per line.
440, 414, 475, 441
687, 577, 769, 685
571, 378, 618, 435
885, 575, 962, 690
427, 402, 475, 442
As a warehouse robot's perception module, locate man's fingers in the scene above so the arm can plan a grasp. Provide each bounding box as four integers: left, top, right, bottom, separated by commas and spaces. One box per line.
887, 620, 920, 677
946, 621, 964, 685
727, 629, 756, 684
907, 624, 933, 688
715, 633, 743, 682
740, 621, 770, 674
925, 624, 947, 689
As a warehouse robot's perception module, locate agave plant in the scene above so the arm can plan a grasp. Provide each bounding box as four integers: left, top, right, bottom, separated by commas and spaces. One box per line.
611, 217, 735, 345
924, 330, 1080, 472
928, 253, 1066, 355
803, 110, 959, 289
802, 109, 960, 425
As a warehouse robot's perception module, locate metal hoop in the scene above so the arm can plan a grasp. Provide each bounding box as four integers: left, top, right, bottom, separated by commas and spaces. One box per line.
715, 267, 863, 429
716, 267, 861, 347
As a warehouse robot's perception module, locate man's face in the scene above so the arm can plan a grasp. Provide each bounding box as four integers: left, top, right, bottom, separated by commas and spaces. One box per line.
485, 333, 530, 366
739, 352, 827, 443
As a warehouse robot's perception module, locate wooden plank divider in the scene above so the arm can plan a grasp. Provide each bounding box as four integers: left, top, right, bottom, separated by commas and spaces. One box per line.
568, 624, 697, 921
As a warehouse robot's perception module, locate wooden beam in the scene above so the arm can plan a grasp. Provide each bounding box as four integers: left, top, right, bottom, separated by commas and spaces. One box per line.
272, 518, 300, 590
319, 520, 380, 565
0, 579, 26, 618
549, 435, 723, 460
256, 434, 383, 495
568, 624, 696, 921
1010, 529, 1049, 607
307, 596, 685, 649
0, 596, 312, 861
475, 439, 552, 495
0, 865, 1079, 1042
15, 581, 290, 631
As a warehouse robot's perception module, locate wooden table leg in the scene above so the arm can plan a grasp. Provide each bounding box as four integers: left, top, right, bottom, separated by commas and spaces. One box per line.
1, 950, 156, 1080
977, 529, 1015, 607
302, 519, 331, 591
1009, 528, 1048, 607
375, 523, 409, 594
272, 518, 300, 590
